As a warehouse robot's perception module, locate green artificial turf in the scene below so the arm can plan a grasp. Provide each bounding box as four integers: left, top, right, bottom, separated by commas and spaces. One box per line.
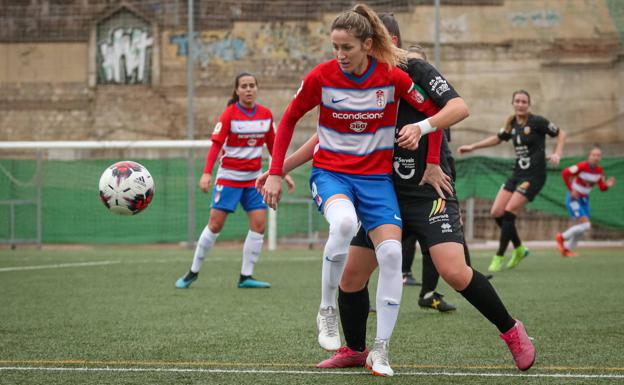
1, 246, 623, 384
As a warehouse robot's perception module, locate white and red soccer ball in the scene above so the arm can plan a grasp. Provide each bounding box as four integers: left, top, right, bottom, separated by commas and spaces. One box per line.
99, 161, 154, 215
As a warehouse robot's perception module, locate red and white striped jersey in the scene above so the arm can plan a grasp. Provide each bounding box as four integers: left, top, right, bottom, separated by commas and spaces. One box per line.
204, 102, 275, 187
562, 161, 608, 197
269, 58, 437, 176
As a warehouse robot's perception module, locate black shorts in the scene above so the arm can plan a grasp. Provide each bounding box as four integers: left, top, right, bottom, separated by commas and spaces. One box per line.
350, 197, 464, 250
503, 174, 546, 202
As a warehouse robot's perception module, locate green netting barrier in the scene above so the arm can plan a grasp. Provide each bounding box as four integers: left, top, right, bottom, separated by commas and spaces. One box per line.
1, 156, 622, 244
454, 156, 624, 230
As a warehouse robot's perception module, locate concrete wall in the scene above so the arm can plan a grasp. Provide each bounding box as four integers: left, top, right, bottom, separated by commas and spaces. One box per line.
0, 0, 622, 155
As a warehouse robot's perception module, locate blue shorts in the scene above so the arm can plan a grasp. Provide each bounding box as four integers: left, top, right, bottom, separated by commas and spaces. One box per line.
565, 192, 590, 219
211, 185, 267, 213
309, 167, 401, 233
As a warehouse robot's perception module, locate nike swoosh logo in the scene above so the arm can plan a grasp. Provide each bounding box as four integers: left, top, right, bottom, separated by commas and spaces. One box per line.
394, 214, 402, 221
325, 256, 339, 262
331, 97, 348, 103
386, 302, 400, 307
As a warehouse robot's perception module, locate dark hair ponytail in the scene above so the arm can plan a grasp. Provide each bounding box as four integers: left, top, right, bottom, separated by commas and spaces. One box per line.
379, 12, 402, 48
227, 72, 256, 106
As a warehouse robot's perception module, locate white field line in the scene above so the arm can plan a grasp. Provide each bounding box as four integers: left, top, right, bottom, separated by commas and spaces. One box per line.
0, 366, 623, 379
0, 260, 119, 272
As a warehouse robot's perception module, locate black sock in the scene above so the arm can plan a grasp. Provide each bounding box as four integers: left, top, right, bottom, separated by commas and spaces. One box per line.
460, 226, 472, 267
419, 250, 439, 298
459, 269, 515, 333
402, 233, 417, 275
338, 286, 369, 352
239, 274, 251, 283
495, 216, 503, 228
509, 219, 521, 249
496, 211, 518, 256
463, 241, 472, 267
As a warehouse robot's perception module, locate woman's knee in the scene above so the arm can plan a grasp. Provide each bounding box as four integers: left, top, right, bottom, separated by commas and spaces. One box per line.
208, 217, 225, 233
340, 264, 370, 291
439, 265, 472, 290
490, 205, 506, 218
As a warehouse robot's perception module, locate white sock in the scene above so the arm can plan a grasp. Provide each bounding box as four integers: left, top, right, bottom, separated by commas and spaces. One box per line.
320, 199, 358, 309
191, 226, 219, 273
562, 222, 590, 241
241, 230, 264, 276
563, 222, 590, 250
375, 239, 403, 341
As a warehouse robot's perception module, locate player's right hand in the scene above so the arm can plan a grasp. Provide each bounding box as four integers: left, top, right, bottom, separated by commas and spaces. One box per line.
420, 163, 453, 198
262, 175, 283, 210
570, 190, 580, 199
255, 171, 270, 192
457, 145, 473, 155
199, 173, 212, 193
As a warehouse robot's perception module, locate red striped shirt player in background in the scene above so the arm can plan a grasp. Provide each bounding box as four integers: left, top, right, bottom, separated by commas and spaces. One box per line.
556, 146, 615, 257
259, 3, 479, 376
175, 72, 295, 289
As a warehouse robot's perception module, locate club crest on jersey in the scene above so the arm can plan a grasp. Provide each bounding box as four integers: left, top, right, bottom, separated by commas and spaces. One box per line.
247, 138, 257, 146
412, 89, 425, 104
523, 126, 531, 135
349, 121, 367, 133
376, 90, 386, 107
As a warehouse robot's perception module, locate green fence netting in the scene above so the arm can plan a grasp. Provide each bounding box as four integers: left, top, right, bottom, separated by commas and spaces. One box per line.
1, 156, 622, 243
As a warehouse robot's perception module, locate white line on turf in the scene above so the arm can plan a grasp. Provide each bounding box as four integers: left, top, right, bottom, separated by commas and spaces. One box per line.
0, 367, 622, 379
0, 261, 119, 272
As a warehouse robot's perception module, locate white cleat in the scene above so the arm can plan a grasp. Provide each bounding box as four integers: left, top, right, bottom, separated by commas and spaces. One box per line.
365, 339, 393, 377
317, 306, 341, 351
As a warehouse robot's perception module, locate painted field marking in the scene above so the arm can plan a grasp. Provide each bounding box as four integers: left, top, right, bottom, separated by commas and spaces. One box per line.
0, 366, 623, 379
0, 260, 119, 272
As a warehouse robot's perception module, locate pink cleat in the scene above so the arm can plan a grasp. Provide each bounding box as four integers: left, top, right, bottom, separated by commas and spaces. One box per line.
500, 320, 536, 371
316, 346, 368, 369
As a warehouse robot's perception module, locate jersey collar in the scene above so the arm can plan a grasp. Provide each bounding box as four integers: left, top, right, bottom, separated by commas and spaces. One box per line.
236, 102, 256, 117
341, 56, 376, 84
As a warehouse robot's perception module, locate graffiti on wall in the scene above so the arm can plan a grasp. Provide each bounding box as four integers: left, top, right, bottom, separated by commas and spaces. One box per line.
606, 0, 624, 43
440, 14, 468, 42
509, 10, 560, 28
169, 32, 247, 67
98, 27, 153, 84
250, 22, 330, 61
167, 21, 331, 68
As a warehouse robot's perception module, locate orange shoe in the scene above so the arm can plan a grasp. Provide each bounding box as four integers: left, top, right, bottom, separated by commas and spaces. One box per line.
555, 233, 566, 256
563, 250, 578, 258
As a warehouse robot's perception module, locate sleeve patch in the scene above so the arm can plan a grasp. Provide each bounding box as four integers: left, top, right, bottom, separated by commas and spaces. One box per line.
410, 84, 428, 104
429, 76, 450, 96
547, 121, 559, 135
213, 121, 223, 134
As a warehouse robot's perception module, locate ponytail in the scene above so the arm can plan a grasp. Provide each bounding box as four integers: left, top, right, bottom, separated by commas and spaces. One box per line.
332, 4, 407, 69
503, 114, 515, 134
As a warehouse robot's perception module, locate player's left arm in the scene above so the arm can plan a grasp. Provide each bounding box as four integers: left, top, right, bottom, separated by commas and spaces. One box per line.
598, 171, 615, 191
397, 63, 469, 150
543, 118, 565, 166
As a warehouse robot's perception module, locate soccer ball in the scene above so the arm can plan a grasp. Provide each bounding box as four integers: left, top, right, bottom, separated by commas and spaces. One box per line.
99, 161, 154, 215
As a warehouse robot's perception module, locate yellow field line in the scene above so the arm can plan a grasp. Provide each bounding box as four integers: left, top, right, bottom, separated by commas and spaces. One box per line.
1, 359, 622, 372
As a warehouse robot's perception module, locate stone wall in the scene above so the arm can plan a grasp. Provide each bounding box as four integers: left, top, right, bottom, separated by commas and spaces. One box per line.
0, 0, 623, 156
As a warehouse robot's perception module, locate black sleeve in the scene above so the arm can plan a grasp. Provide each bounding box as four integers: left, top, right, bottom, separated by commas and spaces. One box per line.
497, 127, 512, 141
532, 115, 559, 137
407, 59, 459, 109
